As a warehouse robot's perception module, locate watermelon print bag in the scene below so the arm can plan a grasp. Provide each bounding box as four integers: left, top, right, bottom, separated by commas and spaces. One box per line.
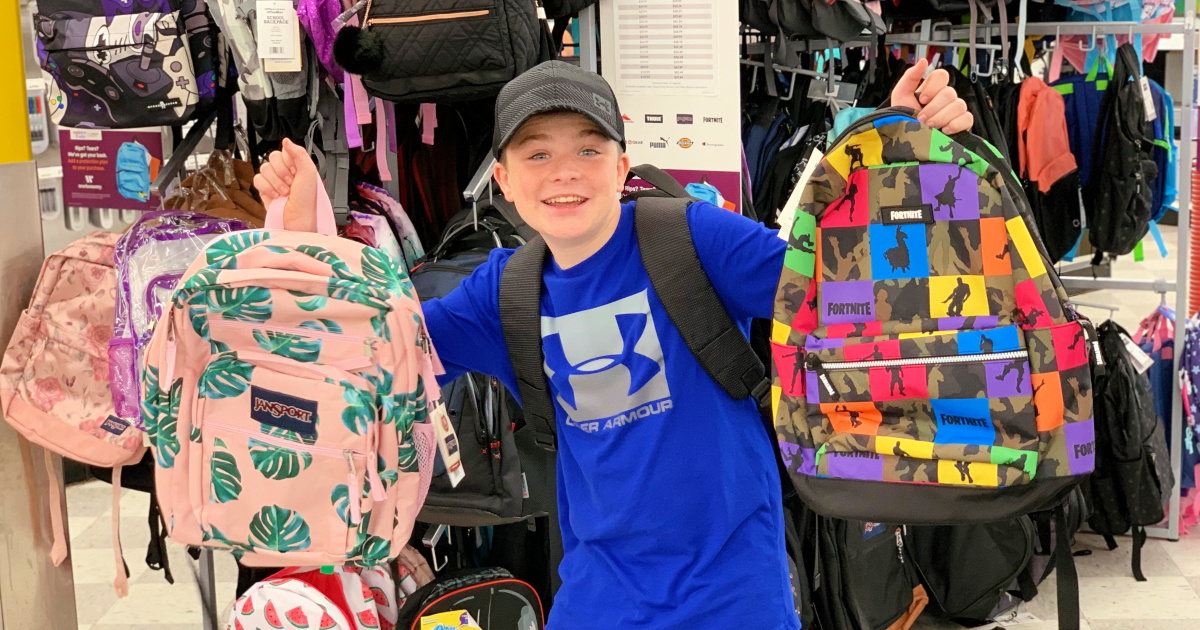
771, 107, 1100, 524
141, 184, 438, 568
227, 565, 400, 630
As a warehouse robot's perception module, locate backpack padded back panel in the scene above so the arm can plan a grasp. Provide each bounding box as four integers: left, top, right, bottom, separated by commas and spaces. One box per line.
771, 108, 1096, 524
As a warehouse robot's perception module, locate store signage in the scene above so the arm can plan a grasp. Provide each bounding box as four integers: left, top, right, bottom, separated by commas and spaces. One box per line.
60, 128, 163, 211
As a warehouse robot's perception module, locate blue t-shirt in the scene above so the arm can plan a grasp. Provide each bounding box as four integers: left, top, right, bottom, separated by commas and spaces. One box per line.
422, 201, 794, 630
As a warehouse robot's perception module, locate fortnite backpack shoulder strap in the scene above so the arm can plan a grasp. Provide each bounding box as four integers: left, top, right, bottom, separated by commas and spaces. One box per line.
498, 198, 770, 451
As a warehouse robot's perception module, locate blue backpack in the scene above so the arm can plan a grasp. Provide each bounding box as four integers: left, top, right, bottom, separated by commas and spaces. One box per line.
115, 141, 151, 203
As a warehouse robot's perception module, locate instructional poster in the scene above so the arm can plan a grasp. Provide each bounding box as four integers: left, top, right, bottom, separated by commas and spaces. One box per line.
60, 128, 164, 211
600, 0, 742, 211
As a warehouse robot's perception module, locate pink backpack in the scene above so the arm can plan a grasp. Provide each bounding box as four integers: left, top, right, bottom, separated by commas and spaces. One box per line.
0, 230, 145, 595
141, 187, 438, 568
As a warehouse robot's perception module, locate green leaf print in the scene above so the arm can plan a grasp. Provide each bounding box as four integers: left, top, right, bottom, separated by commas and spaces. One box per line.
365, 368, 393, 395
210, 441, 242, 503
377, 454, 398, 488
369, 313, 391, 343
248, 438, 313, 480
205, 232, 267, 269
253, 330, 321, 363
331, 484, 356, 526
205, 524, 253, 553
140, 365, 161, 441
353, 535, 391, 566
360, 246, 410, 297
296, 245, 361, 283
300, 319, 344, 335
155, 380, 182, 469
199, 352, 255, 399
397, 441, 418, 474
188, 303, 210, 339
181, 268, 221, 293
341, 382, 376, 435
190, 425, 202, 443
206, 286, 273, 323
261, 424, 317, 446
265, 245, 290, 254
296, 296, 328, 311
247, 506, 312, 553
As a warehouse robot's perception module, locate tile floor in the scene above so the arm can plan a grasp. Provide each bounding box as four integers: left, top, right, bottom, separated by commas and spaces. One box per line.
63, 228, 1198, 629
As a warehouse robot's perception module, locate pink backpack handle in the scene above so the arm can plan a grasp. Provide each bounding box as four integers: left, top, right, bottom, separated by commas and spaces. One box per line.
265, 182, 338, 236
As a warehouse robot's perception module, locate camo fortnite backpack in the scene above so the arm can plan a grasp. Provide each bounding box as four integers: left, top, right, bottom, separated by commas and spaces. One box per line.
35, 0, 226, 129
771, 107, 1100, 525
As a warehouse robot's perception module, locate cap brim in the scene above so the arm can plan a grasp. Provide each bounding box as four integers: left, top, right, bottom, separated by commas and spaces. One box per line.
494, 104, 625, 158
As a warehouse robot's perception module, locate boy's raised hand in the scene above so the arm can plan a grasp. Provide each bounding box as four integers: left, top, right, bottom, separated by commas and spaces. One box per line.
890, 59, 975, 135
253, 138, 320, 232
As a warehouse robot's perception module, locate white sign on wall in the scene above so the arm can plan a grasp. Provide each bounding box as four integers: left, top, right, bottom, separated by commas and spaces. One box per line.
599, 0, 742, 211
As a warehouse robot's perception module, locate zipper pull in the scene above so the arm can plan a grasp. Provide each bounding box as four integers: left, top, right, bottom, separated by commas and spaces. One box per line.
807, 355, 841, 401
895, 527, 905, 564
343, 452, 362, 524
364, 337, 377, 359
366, 455, 387, 501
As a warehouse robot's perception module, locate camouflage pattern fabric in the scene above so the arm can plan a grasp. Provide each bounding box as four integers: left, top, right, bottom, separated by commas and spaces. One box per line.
772, 110, 1096, 495
36, 0, 227, 129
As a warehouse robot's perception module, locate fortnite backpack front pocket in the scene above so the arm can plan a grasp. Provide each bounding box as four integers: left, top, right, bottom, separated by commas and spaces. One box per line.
806, 328, 1040, 488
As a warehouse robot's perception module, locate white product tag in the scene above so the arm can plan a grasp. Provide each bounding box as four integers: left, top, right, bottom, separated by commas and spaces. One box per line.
777, 147, 824, 241
995, 610, 1042, 626
1121, 332, 1155, 374
430, 403, 465, 487
521, 472, 530, 499
257, 0, 299, 66
1140, 77, 1157, 121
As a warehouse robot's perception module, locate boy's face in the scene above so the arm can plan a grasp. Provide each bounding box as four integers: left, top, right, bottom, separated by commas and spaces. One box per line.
494, 112, 630, 249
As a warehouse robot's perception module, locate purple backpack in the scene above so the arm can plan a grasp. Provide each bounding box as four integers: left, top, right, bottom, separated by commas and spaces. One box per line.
108, 211, 247, 423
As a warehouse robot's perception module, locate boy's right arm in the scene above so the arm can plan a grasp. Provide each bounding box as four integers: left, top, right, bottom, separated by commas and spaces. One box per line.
420, 249, 520, 392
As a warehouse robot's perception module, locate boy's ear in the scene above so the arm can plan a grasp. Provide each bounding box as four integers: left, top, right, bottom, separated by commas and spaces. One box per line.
617, 150, 631, 192
493, 158, 512, 201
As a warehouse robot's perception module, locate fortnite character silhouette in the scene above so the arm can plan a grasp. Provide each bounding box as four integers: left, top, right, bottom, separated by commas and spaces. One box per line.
1068, 326, 1086, 351
893, 441, 910, 458
784, 347, 805, 390
871, 345, 885, 360
939, 142, 972, 166
796, 233, 816, 255
1011, 454, 1030, 476
889, 366, 906, 396
884, 225, 912, 273
996, 360, 1027, 387
996, 241, 1011, 260
1017, 306, 1046, 327
955, 460, 974, 483
836, 404, 862, 428
1032, 380, 1046, 398
934, 171, 964, 217
845, 143, 865, 170
943, 277, 972, 317
980, 334, 994, 354
807, 294, 819, 313
834, 179, 861, 221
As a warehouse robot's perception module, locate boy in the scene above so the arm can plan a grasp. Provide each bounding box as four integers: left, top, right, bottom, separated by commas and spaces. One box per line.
255, 60, 972, 629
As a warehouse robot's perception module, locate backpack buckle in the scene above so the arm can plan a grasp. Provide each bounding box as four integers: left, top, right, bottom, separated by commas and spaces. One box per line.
750, 378, 772, 410
533, 430, 557, 452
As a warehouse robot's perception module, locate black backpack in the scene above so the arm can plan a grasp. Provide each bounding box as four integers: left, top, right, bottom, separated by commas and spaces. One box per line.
411, 202, 539, 527
1086, 320, 1172, 580
1083, 43, 1158, 264
334, 0, 554, 103
396, 567, 544, 630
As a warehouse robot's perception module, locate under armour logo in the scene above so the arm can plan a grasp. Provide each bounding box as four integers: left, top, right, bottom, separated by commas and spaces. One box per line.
544, 313, 660, 410
592, 93, 614, 117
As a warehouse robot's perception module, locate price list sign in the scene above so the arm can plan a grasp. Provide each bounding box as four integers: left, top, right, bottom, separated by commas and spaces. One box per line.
613, 1, 717, 95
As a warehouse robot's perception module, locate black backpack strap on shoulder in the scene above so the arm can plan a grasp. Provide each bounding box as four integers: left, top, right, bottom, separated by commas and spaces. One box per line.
1055, 504, 1082, 630
634, 198, 771, 407
627, 164, 695, 199
498, 236, 558, 451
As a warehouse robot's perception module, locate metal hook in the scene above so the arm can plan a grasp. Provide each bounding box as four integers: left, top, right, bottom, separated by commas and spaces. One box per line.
1078, 27, 1097, 51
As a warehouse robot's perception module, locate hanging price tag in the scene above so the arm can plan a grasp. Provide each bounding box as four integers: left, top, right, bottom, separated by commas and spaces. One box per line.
1120, 332, 1155, 374
1139, 77, 1157, 122
430, 403, 465, 487
257, 0, 301, 72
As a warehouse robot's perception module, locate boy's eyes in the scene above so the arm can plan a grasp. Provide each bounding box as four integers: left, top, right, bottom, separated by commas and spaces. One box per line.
528, 148, 600, 160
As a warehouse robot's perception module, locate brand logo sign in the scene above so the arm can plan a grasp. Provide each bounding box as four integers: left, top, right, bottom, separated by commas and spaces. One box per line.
677, 114, 694, 124
101, 415, 130, 435
882, 204, 935, 225
645, 114, 664, 123
650, 137, 669, 149
541, 290, 673, 433
677, 138, 694, 149
250, 386, 318, 435
703, 116, 724, 123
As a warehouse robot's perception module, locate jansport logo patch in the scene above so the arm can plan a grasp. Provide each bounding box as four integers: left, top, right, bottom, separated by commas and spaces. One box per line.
101, 415, 130, 435
882, 204, 934, 225
250, 386, 318, 435
542, 290, 673, 434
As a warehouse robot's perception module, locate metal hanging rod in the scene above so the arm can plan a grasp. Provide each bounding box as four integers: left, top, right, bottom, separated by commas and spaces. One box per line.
886, 33, 1003, 51
1059, 276, 1177, 293
942, 20, 1198, 37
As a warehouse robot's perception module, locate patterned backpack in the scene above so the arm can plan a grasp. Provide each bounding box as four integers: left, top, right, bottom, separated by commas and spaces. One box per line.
771, 107, 1100, 525
228, 566, 400, 630
0, 231, 145, 595
109, 210, 248, 424
140, 187, 437, 568
34, 0, 226, 129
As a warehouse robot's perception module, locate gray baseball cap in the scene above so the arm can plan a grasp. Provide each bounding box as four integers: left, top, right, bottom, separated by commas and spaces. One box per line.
493, 60, 626, 158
